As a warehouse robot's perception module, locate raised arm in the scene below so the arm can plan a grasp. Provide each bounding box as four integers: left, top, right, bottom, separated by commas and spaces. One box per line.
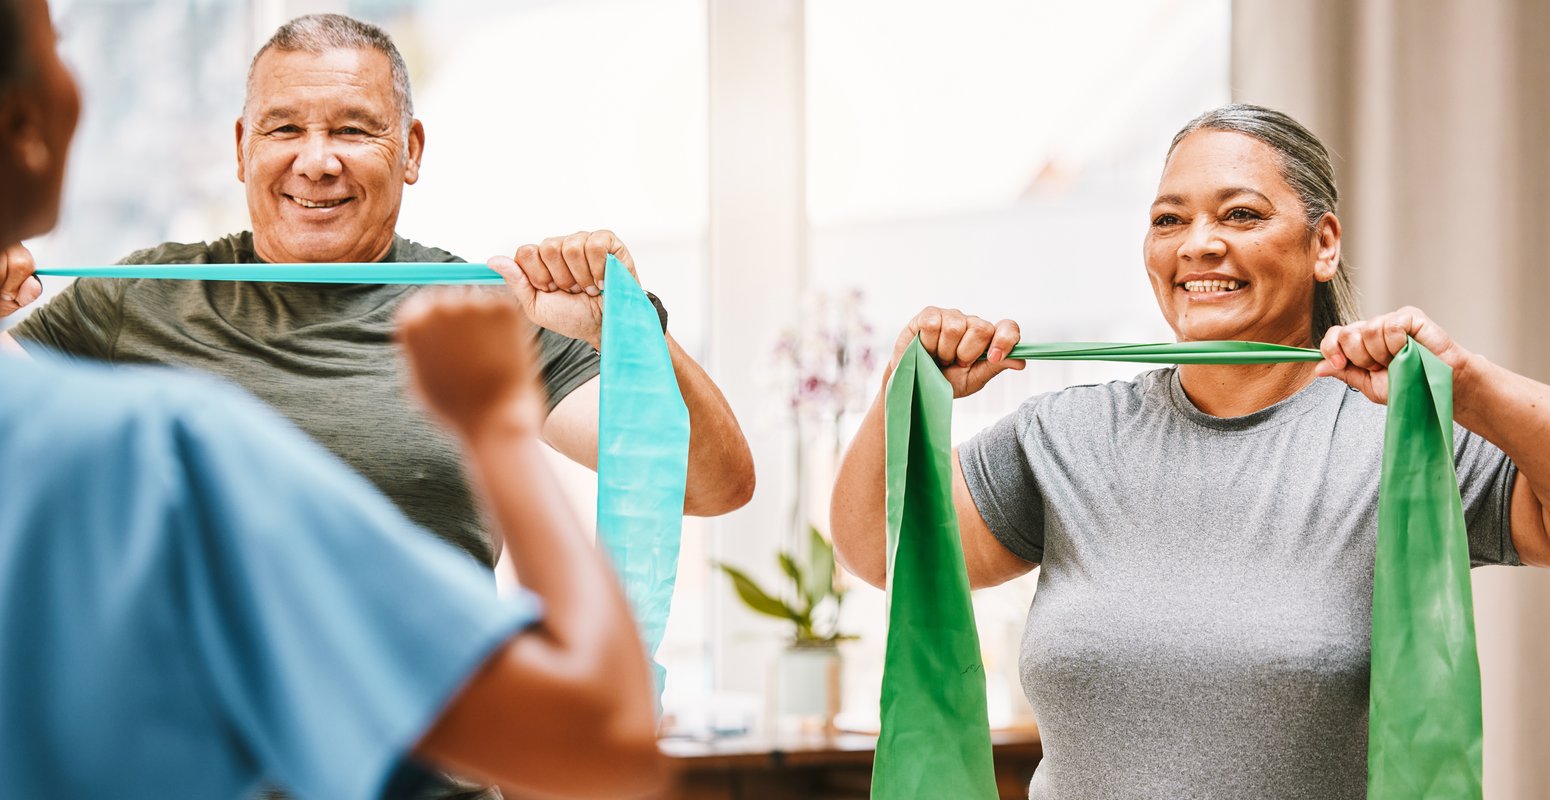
830, 306, 1036, 591
395, 288, 666, 798
1318, 306, 1550, 567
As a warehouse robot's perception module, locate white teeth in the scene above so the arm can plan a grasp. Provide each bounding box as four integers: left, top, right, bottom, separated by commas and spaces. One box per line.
1183, 280, 1242, 293
290, 196, 348, 209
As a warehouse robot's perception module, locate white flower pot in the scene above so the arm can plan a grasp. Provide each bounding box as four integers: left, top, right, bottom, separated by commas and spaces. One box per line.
775, 643, 842, 730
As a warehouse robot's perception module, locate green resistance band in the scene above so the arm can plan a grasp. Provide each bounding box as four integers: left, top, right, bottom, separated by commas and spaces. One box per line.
34, 262, 507, 284
874, 338, 1481, 800
39, 257, 691, 710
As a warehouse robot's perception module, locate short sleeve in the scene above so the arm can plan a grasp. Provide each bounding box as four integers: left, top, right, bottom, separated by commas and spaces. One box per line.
165, 382, 538, 800
1454, 424, 1520, 567
535, 327, 600, 411
958, 403, 1046, 564
10, 277, 125, 360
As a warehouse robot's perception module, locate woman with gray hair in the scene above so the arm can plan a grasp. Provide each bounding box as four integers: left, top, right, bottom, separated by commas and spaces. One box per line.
832, 104, 1550, 798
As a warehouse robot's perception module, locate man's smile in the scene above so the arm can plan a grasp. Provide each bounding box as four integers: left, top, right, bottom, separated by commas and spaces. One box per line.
284, 194, 354, 210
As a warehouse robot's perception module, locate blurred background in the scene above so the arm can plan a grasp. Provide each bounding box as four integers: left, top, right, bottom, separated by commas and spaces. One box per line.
13, 0, 1549, 795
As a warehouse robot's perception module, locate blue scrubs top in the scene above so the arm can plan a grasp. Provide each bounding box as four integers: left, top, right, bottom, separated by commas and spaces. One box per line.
0, 355, 538, 799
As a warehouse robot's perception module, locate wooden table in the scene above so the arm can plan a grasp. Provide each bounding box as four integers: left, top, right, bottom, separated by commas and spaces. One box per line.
654, 727, 1042, 799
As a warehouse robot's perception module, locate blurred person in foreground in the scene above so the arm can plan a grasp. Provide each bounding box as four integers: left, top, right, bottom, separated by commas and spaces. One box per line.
0, 1, 665, 797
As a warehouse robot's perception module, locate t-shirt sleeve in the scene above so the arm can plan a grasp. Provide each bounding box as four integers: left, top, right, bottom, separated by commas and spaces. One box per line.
165, 381, 538, 800
1454, 424, 1520, 567
9, 277, 125, 359
958, 401, 1047, 564
535, 327, 600, 412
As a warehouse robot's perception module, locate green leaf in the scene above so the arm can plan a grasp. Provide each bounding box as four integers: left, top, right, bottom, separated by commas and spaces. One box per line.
778, 551, 804, 591
715, 562, 802, 623
804, 526, 836, 606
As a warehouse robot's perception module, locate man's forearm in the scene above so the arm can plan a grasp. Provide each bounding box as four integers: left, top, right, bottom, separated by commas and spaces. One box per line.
665, 333, 755, 516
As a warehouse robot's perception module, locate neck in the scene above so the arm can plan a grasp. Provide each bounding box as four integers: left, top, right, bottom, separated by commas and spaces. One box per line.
1177, 359, 1320, 417
251, 233, 395, 264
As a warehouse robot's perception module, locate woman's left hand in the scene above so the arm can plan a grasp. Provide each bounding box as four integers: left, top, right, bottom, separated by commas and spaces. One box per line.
1315, 306, 1475, 405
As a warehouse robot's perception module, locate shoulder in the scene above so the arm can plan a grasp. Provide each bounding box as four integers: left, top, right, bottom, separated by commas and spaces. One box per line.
392, 236, 464, 264
117, 232, 256, 266
0, 357, 251, 490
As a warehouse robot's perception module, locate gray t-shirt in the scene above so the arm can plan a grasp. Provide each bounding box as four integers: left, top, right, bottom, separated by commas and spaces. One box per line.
13, 232, 600, 567
959, 368, 1518, 800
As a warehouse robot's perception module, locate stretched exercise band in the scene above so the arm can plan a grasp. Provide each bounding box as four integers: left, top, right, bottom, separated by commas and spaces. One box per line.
35, 262, 508, 284
37, 257, 690, 708
874, 338, 1481, 800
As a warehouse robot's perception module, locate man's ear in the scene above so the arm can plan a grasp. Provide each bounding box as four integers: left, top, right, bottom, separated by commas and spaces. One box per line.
234, 117, 247, 182
403, 119, 425, 185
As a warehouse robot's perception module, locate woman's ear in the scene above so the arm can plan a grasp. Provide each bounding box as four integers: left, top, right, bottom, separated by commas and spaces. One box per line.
1313, 212, 1342, 282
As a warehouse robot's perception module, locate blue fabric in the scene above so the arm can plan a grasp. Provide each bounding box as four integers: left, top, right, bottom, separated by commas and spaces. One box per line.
595, 254, 690, 706
0, 354, 538, 800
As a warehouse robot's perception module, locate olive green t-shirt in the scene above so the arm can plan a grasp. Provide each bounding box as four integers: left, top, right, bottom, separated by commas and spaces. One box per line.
14, 231, 599, 566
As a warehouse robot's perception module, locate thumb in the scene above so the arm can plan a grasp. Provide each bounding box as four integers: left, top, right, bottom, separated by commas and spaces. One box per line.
487, 255, 537, 314
964, 357, 1024, 389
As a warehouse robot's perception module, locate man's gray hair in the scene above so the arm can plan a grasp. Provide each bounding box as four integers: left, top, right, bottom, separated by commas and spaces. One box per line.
1168, 104, 1361, 342
244, 13, 414, 134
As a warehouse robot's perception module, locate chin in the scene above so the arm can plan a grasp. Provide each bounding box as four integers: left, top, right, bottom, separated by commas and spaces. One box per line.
1173, 312, 1254, 343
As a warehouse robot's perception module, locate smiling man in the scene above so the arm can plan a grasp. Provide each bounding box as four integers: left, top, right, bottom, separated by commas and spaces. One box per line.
0, 14, 754, 575
240, 42, 421, 265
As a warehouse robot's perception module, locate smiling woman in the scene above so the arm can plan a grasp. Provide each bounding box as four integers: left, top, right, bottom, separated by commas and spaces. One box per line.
1146, 105, 1360, 349
830, 104, 1550, 798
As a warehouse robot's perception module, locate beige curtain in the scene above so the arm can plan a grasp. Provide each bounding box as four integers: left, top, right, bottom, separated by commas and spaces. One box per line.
1232, 1, 1550, 796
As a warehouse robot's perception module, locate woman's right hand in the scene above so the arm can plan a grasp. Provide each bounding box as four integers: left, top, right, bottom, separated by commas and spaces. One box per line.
891, 306, 1025, 398
0, 243, 43, 319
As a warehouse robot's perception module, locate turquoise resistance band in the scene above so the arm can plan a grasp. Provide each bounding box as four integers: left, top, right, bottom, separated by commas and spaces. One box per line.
36, 257, 691, 706
35, 262, 508, 284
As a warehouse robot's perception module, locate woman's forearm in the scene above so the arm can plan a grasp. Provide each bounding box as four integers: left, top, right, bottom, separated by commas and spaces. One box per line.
830, 373, 893, 589
467, 410, 651, 689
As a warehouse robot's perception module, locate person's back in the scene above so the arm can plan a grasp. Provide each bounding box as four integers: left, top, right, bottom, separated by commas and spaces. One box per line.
1, 1, 664, 795
0, 355, 540, 799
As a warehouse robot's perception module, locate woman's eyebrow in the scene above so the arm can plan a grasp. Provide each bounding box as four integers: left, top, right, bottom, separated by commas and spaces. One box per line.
1153, 188, 1273, 209
1216, 187, 1272, 204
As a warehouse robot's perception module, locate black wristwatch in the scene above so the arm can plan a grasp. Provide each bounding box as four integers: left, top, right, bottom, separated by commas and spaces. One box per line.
644, 291, 668, 333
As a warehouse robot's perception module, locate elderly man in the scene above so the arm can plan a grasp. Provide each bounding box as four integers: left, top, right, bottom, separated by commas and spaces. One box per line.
0, 13, 754, 569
